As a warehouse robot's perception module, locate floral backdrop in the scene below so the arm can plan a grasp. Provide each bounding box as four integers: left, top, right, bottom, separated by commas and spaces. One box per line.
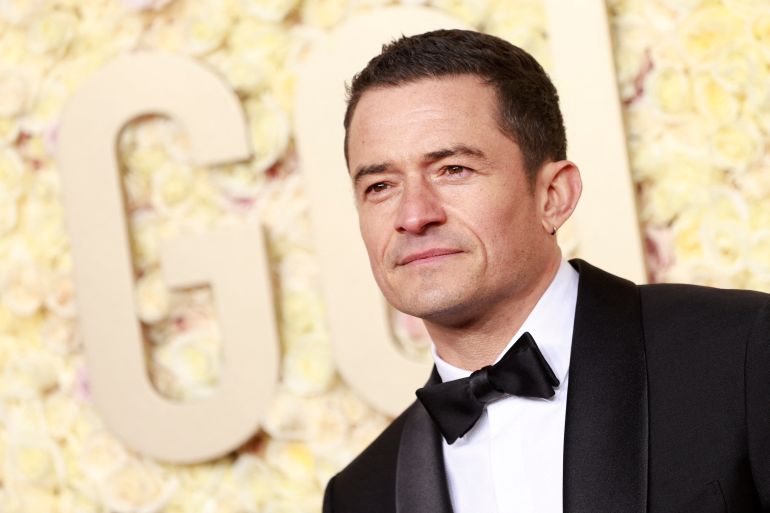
0, 0, 769, 511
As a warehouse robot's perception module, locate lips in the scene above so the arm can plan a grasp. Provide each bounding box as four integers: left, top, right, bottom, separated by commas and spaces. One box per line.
397, 248, 462, 266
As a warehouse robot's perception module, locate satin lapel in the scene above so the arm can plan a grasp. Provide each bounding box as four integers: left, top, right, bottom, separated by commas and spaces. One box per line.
563, 259, 649, 513
396, 368, 454, 513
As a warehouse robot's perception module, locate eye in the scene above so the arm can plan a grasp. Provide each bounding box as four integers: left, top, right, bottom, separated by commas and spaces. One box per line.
443, 165, 470, 176
364, 182, 390, 195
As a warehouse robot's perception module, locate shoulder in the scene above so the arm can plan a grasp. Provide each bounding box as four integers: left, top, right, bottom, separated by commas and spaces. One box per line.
324, 401, 418, 513
637, 283, 770, 375
639, 282, 770, 329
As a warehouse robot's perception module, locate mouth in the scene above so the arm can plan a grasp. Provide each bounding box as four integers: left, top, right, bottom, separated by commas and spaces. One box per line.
397, 248, 463, 266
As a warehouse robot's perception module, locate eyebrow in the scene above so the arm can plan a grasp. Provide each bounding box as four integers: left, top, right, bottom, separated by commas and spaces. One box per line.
352, 162, 391, 186
423, 144, 486, 162
352, 144, 487, 185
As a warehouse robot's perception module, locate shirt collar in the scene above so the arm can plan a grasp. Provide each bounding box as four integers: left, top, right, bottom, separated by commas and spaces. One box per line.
432, 259, 579, 384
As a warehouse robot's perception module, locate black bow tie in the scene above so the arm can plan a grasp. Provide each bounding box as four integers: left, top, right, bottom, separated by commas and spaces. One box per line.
416, 332, 559, 444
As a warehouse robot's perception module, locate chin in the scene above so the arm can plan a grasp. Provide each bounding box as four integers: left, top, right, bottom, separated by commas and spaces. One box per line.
392, 290, 474, 324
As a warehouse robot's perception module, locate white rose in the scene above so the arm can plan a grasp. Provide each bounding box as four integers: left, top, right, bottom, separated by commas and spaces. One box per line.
705, 43, 765, 96
646, 66, 694, 117
484, 0, 550, 69
2, 485, 59, 513
3, 350, 61, 398
228, 454, 276, 508
1, 260, 45, 317
282, 333, 335, 395
639, 152, 719, 225
263, 389, 313, 440
0, 68, 35, 117
4, 431, 63, 489
280, 289, 326, 345
100, 460, 177, 513
24, 8, 78, 56
128, 210, 163, 271
120, 0, 174, 12
20, 77, 67, 134
679, 5, 744, 65
182, 3, 232, 56
0, 147, 25, 196
226, 16, 291, 71
432, 0, 491, 27
692, 72, 740, 125
710, 120, 762, 172
306, 399, 350, 453
44, 393, 80, 440
44, 270, 76, 318
245, 93, 290, 174
78, 431, 129, 481
134, 269, 171, 324
152, 162, 194, 213
154, 327, 222, 399
40, 315, 81, 355
264, 440, 317, 483
300, 0, 350, 28
752, 10, 770, 62
0, 187, 18, 236
206, 49, 270, 95
0, 117, 20, 147
241, 0, 299, 22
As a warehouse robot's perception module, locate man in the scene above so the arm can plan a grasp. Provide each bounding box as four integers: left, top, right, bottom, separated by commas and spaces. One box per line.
323, 29, 770, 513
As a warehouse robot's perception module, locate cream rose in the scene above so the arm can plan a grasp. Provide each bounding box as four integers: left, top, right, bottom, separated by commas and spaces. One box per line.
121, 0, 174, 12
4, 431, 63, 489
24, 8, 78, 56
1, 260, 45, 317
79, 431, 129, 481
150, 161, 195, 214
134, 269, 171, 325
692, 72, 740, 125
264, 440, 316, 483
647, 66, 694, 117
0, 68, 35, 117
0, 188, 18, 236
100, 460, 177, 513
282, 333, 335, 395
44, 270, 76, 319
0, 147, 25, 196
679, 5, 744, 65
245, 93, 290, 174
3, 350, 61, 398
432, 0, 491, 27
263, 389, 313, 440
300, 0, 350, 29
41, 313, 79, 356
154, 327, 222, 399
710, 120, 762, 172
182, 3, 232, 56
241, 0, 299, 22
752, 10, 770, 61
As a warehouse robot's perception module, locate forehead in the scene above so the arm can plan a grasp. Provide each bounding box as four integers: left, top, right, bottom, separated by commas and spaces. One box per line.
347, 76, 506, 167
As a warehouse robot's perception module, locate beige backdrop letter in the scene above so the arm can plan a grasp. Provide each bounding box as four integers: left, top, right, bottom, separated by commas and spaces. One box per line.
57, 54, 279, 463
295, 7, 468, 417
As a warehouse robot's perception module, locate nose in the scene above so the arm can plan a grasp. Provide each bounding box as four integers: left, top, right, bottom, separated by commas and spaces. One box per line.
394, 177, 447, 234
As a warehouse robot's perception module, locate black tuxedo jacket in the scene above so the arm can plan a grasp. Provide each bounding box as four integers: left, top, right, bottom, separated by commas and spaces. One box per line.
323, 260, 770, 513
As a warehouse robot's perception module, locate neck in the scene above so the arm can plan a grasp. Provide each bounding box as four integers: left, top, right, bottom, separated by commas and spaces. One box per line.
426, 255, 562, 371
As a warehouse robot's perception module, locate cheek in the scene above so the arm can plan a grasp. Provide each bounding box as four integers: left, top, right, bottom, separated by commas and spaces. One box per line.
359, 217, 389, 266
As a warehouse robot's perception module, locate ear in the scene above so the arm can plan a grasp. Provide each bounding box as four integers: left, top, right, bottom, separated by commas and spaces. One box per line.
536, 160, 582, 235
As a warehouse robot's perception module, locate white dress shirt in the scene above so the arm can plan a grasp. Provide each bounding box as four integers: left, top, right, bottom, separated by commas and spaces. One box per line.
431, 260, 579, 513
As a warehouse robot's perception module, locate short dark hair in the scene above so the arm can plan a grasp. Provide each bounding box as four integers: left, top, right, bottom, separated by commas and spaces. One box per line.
343, 29, 567, 182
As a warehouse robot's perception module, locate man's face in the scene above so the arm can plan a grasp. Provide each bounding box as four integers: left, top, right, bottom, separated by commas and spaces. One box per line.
347, 75, 554, 326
